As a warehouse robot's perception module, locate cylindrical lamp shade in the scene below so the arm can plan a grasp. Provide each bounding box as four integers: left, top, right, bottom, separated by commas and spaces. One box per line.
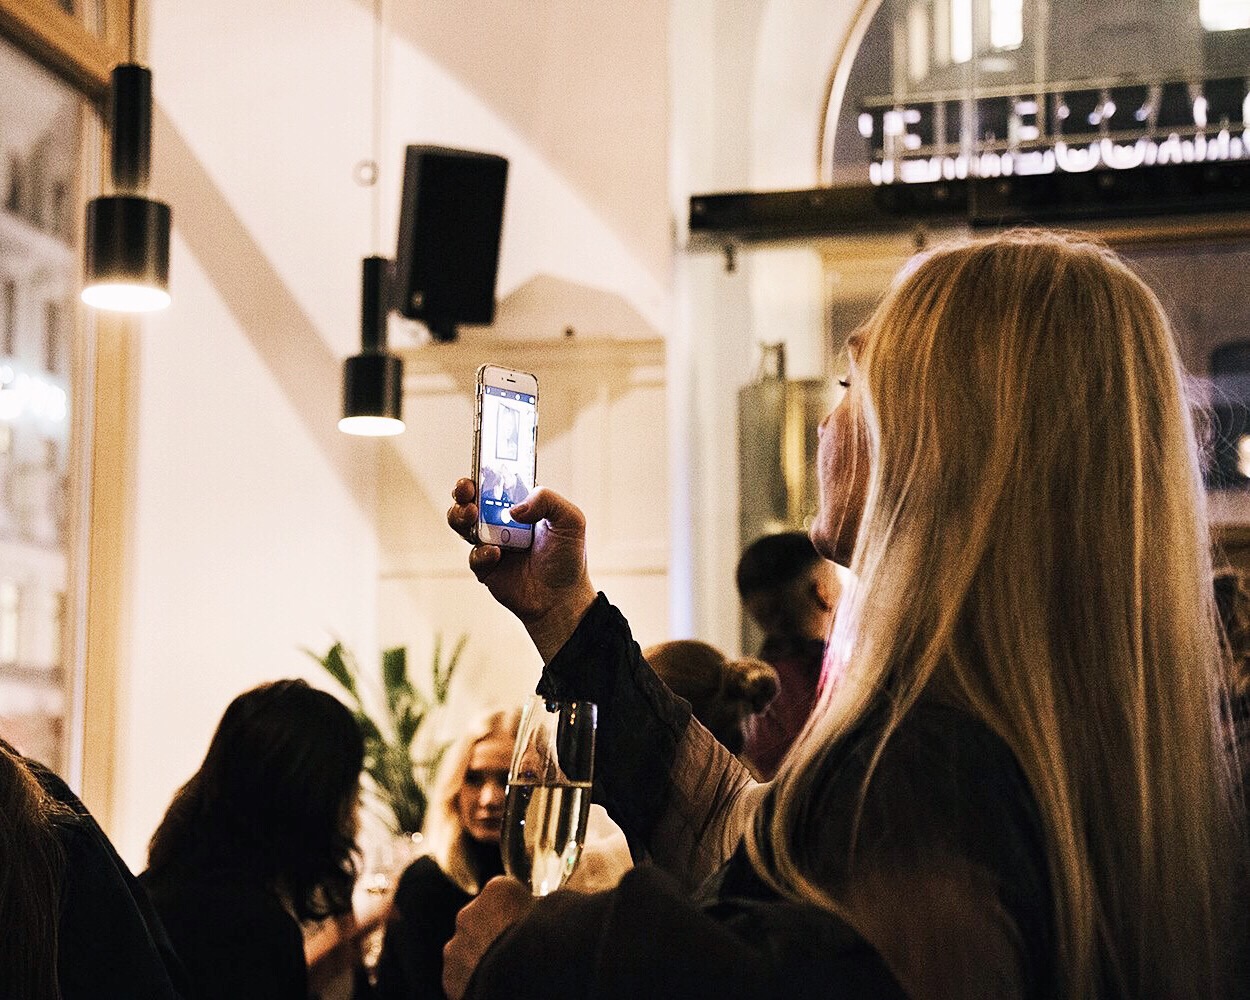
82, 195, 172, 312
339, 352, 405, 436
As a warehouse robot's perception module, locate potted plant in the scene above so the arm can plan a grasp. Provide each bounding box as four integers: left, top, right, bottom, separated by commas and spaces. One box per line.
308, 634, 466, 835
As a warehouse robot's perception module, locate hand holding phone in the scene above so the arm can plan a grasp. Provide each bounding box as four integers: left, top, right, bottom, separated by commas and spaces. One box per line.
447, 477, 598, 661
473, 365, 539, 550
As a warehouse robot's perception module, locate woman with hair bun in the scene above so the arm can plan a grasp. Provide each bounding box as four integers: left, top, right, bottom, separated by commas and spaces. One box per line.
643, 639, 779, 772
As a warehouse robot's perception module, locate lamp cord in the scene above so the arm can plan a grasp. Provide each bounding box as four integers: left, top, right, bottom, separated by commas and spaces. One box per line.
128, 0, 137, 62
368, 0, 387, 256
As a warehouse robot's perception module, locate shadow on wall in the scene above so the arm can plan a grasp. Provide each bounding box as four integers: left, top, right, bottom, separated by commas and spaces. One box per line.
150, 105, 378, 517
379, 273, 665, 568
488, 273, 662, 344
394, 270, 663, 441
356, 0, 672, 285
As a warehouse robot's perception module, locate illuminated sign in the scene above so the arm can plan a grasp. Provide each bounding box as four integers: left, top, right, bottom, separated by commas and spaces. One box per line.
860, 77, 1250, 185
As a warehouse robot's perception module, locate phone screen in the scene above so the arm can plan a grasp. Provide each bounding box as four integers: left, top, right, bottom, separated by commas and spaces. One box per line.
478, 384, 537, 532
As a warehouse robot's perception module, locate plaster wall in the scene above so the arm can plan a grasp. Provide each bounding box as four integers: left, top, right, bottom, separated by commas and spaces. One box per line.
104, 0, 673, 867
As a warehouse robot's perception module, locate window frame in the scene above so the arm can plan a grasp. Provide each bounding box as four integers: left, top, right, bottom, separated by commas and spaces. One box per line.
0, 0, 134, 824
0, 0, 129, 97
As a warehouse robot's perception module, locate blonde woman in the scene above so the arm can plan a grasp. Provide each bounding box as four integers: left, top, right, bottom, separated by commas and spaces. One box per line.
443, 231, 1244, 1000
374, 708, 519, 1000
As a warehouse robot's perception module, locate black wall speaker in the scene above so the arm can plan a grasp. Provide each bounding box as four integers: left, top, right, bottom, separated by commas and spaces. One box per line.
393, 145, 509, 342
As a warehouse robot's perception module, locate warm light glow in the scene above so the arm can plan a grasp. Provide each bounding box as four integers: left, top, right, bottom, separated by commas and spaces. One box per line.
81, 282, 171, 312
990, 0, 1023, 48
1238, 434, 1250, 478
338, 415, 405, 437
951, 0, 973, 63
1200, 0, 1250, 31
0, 369, 67, 423
907, 3, 930, 81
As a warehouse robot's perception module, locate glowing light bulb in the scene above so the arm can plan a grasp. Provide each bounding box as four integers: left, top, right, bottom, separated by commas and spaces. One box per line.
338, 415, 405, 437
81, 282, 171, 312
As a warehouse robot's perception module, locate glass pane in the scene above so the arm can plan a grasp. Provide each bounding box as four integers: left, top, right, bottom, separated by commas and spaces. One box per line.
60, 0, 110, 40
0, 37, 89, 776
830, 0, 1250, 187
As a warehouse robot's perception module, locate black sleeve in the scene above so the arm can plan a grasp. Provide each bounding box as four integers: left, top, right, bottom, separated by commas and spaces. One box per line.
465, 865, 907, 1000
55, 820, 189, 1000
374, 858, 467, 1000
536, 594, 693, 854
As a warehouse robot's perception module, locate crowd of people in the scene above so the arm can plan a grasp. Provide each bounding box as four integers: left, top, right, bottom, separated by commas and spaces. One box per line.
3, 229, 1249, 999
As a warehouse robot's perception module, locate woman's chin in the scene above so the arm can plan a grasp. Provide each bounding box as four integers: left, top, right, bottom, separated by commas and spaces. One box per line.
471, 823, 503, 844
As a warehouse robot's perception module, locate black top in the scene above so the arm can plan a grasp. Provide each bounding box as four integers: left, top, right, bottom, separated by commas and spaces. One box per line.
374, 856, 472, 1000
5, 743, 189, 999
140, 868, 307, 1000
375, 841, 504, 1000
464, 594, 1055, 1000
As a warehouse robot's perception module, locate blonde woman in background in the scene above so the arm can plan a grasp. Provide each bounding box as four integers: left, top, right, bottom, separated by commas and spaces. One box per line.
443, 230, 1246, 1000
374, 707, 518, 1000
374, 705, 631, 999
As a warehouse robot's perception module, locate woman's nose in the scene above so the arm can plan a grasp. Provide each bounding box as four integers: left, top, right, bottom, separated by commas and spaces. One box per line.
481, 779, 505, 807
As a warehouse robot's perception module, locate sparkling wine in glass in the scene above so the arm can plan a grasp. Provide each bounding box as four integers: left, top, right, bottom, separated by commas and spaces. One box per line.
501, 696, 597, 897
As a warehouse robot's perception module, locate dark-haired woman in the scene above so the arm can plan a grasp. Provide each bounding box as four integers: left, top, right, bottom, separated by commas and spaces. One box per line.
141, 679, 365, 1000
1, 738, 188, 999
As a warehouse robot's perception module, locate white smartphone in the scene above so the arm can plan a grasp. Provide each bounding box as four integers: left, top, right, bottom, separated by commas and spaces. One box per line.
473, 364, 539, 549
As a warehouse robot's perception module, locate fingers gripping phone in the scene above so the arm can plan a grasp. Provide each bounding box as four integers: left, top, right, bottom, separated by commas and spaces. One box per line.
473, 365, 539, 549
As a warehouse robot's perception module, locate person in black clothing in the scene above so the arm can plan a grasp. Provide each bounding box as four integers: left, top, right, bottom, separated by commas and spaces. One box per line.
443, 231, 1246, 1000
141, 679, 365, 1000
1214, 567, 1250, 796
373, 707, 518, 1000
735, 531, 838, 778
0, 737, 188, 999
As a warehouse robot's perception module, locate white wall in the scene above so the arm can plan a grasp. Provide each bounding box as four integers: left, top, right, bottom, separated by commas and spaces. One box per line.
102, 0, 386, 867
108, 0, 866, 863
668, 0, 860, 650
372, 0, 673, 725
102, 0, 673, 868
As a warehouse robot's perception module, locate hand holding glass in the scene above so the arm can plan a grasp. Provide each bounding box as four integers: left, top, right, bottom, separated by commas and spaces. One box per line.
502, 696, 597, 897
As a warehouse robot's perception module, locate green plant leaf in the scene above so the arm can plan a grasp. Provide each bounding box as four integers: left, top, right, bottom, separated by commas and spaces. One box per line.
309, 642, 359, 703
381, 647, 408, 714
303, 635, 464, 835
396, 707, 426, 750
354, 711, 384, 750
434, 634, 468, 703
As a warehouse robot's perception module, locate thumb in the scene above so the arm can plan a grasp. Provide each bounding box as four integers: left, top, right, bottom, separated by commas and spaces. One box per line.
509, 488, 584, 532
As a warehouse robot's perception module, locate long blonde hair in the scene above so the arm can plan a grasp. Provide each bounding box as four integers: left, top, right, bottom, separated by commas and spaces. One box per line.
421, 707, 520, 893
751, 230, 1240, 998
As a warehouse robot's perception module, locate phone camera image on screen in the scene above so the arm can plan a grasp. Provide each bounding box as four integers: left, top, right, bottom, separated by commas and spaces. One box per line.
478, 386, 537, 531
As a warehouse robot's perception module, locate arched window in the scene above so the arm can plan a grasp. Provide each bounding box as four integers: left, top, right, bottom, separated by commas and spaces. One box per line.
821, 0, 1250, 189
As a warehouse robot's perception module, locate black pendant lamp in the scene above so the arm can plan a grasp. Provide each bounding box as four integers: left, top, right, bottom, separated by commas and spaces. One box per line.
81, 64, 172, 312
339, 256, 404, 436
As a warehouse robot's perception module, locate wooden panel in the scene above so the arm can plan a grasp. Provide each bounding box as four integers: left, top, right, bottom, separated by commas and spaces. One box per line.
0, 0, 133, 99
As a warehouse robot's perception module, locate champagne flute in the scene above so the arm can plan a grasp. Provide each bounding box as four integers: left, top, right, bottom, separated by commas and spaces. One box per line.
501, 695, 597, 897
